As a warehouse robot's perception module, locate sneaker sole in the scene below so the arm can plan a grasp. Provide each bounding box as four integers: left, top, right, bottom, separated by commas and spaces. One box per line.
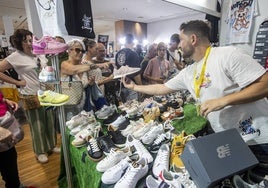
87, 153, 104, 162
113, 69, 140, 79
39, 100, 69, 106
33, 47, 67, 55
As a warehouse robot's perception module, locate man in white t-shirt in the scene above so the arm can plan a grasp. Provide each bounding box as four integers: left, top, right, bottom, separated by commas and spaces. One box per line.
122, 20, 268, 181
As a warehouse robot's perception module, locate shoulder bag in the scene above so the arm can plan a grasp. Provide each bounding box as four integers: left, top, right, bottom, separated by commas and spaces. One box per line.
61, 76, 83, 106
0, 111, 24, 152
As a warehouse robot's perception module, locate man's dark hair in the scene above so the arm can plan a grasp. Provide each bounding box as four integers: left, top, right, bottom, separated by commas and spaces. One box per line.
170, 33, 180, 44
12, 29, 33, 51
180, 20, 211, 41
125, 33, 134, 45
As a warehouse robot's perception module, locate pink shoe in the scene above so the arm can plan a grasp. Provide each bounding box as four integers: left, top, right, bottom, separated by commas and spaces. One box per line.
32, 36, 68, 55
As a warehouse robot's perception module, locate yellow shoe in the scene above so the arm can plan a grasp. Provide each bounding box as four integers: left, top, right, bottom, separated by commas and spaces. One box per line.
38, 90, 69, 106
170, 131, 195, 172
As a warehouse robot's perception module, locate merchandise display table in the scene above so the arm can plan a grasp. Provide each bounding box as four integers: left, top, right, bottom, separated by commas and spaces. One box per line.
58, 103, 208, 188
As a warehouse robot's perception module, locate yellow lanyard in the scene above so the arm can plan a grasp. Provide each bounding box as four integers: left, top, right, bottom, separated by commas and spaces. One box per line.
193, 46, 211, 99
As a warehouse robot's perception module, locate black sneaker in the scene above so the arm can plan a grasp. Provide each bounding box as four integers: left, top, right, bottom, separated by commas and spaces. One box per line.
86, 136, 103, 162
97, 134, 117, 155
147, 131, 171, 153
117, 118, 130, 131
102, 112, 120, 125
107, 125, 126, 147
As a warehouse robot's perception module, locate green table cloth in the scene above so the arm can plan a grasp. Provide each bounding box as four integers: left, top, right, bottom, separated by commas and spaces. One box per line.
58, 103, 208, 188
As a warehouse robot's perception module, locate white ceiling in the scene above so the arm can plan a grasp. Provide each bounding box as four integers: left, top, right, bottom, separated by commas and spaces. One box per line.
0, 0, 197, 35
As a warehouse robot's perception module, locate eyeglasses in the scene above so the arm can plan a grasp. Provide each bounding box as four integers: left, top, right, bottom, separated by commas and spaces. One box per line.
70, 48, 85, 54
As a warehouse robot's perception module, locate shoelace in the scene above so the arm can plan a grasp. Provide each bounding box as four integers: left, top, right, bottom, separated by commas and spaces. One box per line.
88, 138, 100, 153
153, 133, 168, 145
156, 147, 169, 165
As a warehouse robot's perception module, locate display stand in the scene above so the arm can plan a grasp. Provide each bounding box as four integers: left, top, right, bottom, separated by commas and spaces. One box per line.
51, 55, 73, 188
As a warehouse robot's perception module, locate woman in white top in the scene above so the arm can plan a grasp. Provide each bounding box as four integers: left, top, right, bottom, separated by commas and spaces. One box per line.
0, 29, 57, 163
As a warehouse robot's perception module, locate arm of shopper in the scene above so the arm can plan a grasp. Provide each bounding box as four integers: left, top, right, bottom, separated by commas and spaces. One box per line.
97, 74, 113, 85
200, 72, 268, 117
61, 61, 92, 75
0, 59, 26, 86
122, 76, 174, 95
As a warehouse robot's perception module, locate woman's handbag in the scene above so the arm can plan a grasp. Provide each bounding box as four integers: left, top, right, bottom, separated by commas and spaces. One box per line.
61, 76, 83, 106
0, 111, 24, 152
90, 82, 104, 101
20, 94, 41, 110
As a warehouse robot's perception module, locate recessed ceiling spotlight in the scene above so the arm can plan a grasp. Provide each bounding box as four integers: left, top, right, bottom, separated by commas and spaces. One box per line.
137, 16, 144, 19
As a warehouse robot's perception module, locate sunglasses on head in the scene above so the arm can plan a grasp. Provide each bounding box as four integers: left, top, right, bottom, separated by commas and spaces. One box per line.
70, 48, 85, 54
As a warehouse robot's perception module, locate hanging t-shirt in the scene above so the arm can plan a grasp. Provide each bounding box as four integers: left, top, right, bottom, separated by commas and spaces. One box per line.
35, 0, 68, 36
225, 0, 259, 44
63, 0, 95, 39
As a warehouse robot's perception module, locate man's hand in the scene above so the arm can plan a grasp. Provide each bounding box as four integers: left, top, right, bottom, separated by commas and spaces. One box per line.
200, 98, 226, 117
122, 76, 135, 90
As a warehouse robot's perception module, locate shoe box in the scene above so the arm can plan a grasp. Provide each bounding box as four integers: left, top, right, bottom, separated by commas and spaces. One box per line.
181, 128, 259, 188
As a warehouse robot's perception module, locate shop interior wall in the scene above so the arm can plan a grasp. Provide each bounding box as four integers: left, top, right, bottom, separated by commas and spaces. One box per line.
147, 12, 205, 44
220, 0, 268, 56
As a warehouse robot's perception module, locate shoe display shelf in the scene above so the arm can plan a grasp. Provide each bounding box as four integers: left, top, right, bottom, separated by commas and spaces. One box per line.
49, 55, 73, 188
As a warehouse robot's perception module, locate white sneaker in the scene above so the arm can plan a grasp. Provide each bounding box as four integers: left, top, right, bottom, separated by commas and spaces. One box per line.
141, 123, 165, 145
72, 128, 93, 147
233, 175, 260, 188
125, 135, 153, 163
69, 122, 91, 136
66, 113, 94, 130
159, 169, 196, 188
121, 119, 144, 137
109, 115, 127, 128
70, 121, 100, 136
95, 105, 116, 119
114, 157, 148, 188
146, 175, 172, 188
101, 154, 139, 184
113, 65, 141, 79
153, 144, 170, 178
132, 120, 154, 140
39, 66, 56, 82
96, 147, 132, 172
36, 154, 48, 164
126, 106, 139, 117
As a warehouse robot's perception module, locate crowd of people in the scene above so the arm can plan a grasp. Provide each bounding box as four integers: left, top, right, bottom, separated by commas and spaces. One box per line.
0, 19, 267, 187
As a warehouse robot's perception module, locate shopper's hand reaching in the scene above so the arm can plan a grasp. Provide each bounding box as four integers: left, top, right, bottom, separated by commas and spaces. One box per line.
122, 76, 135, 90
5, 99, 19, 112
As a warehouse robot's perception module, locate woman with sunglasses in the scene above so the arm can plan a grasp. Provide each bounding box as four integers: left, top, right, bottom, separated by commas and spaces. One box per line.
0, 29, 59, 164
60, 39, 97, 116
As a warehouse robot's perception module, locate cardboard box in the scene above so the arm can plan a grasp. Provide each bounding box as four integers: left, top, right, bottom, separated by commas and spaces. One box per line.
181, 128, 259, 188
